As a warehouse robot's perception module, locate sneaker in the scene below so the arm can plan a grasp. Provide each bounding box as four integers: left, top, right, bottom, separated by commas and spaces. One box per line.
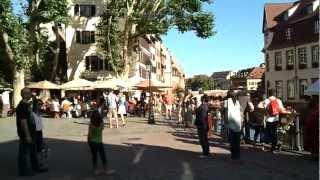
199, 154, 213, 159
104, 169, 116, 175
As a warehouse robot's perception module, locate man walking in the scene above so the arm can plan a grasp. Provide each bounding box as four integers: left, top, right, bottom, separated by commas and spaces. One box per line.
264, 89, 290, 153
194, 94, 210, 158
16, 88, 47, 177
107, 90, 119, 128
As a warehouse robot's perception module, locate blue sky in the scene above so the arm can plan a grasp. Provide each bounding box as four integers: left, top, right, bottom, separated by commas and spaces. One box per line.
162, 0, 295, 78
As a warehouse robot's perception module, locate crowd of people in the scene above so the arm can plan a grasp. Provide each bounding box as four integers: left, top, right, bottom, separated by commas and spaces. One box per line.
12, 87, 318, 177
192, 89, 319, 161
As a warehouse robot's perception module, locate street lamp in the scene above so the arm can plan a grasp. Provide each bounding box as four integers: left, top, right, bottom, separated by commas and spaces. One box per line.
146, 61, 155, 124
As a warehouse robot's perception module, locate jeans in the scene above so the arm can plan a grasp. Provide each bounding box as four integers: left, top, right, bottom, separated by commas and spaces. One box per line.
88, 142, 107, 169
36, 131, 44, 153
253, 126, 264, 143
266, 121, 278, 151
197, 126, 210, 155
242, 121, 250, 142
18, 140, 39, 175
229, 130, 241, 159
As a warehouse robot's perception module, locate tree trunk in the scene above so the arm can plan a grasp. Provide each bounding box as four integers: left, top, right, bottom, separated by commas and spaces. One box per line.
13, 69, 25, 107
50, 23, 61, 81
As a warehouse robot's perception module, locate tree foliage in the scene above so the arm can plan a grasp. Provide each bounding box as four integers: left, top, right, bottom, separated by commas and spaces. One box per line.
186, 75, 214, 91
26, 0, 68, 80
0, 0, 29, 72
97, 0, 216, 77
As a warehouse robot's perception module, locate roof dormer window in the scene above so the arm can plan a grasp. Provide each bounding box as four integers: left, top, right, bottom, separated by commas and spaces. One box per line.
283, 12, 289, 21
307, 4, 313, 14
285, 28, 292, 40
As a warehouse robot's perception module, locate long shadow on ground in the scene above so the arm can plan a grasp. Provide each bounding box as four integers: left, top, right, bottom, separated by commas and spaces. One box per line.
0, 137, 318, 180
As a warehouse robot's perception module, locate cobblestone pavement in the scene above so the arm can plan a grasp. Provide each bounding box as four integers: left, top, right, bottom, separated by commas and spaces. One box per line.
0, 116, 318, 180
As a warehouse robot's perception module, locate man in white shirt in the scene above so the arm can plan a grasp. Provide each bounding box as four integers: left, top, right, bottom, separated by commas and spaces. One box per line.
107, 90, 119, 128
2, 91, 10, 117
264, 89, 290, 153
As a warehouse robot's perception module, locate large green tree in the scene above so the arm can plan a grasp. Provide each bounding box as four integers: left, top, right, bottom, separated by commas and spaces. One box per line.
26, 0, 68, 81
0, 0, 29, 106
0, 0, 68, 106
186, 74, 214, 91
97, 0, 216, 78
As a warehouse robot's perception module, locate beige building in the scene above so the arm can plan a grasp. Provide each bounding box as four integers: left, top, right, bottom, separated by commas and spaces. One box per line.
263, 0, 319, 102
45, 0, 185, 90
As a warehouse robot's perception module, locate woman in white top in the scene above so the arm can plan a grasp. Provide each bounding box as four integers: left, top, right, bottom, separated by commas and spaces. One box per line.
51, 98, 60, 119
117, 92, 127, 126
224, 91, 242, 160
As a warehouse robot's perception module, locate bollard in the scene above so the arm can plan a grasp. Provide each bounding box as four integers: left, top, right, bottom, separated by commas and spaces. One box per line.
295, 115, 302, 151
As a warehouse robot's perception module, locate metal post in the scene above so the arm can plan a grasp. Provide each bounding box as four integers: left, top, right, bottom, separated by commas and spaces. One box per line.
295, 115, 302, 151
148, 69, 155, 124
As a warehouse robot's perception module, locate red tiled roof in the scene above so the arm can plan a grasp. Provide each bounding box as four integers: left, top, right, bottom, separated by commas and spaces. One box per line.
248, 67, 265, 79
264, 3, 294, 29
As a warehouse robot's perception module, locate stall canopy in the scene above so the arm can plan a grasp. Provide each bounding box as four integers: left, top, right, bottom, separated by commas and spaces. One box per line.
94, 79, 128, 89
27, 80, 61, 89
61, 79, 95, 90
305, 80, 319, 96
134, 79, 171, 92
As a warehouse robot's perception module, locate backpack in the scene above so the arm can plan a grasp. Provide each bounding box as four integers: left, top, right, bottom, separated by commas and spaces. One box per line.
267, 98, 280, 116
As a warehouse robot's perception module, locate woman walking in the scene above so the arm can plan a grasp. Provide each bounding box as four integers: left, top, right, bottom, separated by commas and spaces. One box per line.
118, 92, 127, 126
246, 95, 266, 149
224, 91, 242, 160
87, 110, 114, 175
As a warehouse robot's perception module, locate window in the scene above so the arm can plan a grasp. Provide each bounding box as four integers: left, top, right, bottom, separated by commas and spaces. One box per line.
287, 80, 295, 100
298, 47, 307, 69
275, 80, 283, 99
311, 45, 319, 68
76, 31, 95, 44
85, 56, 104, 72
274, 51, 282, 71
266, 54, 269, 72
283, 12, 288, 21
299, 79, 308, 98
139, 66, 147, 79
286, 50, 294, 70
74, 4, 96, 17
311, 78, 319, 84
315, 20, 319, 34
307, 4, 313, 14
285, 28, 292, 40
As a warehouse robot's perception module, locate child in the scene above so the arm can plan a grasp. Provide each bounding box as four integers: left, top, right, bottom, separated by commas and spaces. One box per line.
88, 110, 114, 175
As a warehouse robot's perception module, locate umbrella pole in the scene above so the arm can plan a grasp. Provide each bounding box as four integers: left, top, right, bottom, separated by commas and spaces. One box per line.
148, 70, 155, 124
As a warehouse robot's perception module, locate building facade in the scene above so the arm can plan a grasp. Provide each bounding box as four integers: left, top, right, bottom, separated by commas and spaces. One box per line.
47, 0, 185, 90
231, 66, 265, 91
263, 0, 319, 102
210, 71, 235, 90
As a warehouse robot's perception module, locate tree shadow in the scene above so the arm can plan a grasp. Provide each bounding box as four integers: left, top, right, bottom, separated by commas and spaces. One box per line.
0, 137, 317, 180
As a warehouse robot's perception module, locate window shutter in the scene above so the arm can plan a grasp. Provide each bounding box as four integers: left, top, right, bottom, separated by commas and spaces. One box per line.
76, 31, 81, 43
74, 4, 79, 16
90, 31, 95, 43
91, 5, 96, 16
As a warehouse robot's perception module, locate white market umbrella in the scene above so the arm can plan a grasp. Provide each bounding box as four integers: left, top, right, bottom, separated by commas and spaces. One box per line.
27, 80, 61, 89
61, 79, 95, 90
305, 80, 320, 96
94, 79, 127, 89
